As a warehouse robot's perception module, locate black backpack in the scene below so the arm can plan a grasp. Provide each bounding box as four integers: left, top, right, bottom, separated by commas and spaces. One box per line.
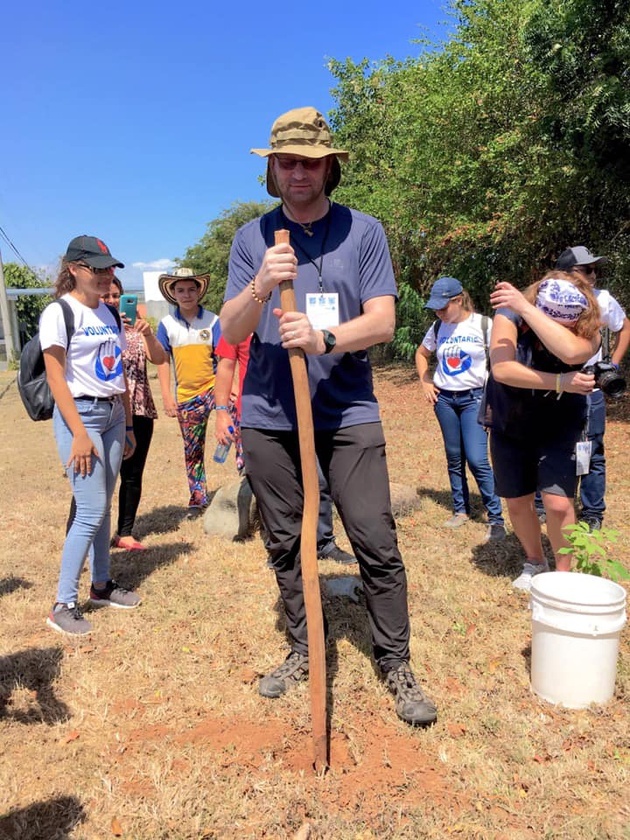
17, 300, 122, 421
18, 299, 75, 421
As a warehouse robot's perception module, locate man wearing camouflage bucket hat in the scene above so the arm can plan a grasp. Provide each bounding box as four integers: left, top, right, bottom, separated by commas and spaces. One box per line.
220, 106, 437, 727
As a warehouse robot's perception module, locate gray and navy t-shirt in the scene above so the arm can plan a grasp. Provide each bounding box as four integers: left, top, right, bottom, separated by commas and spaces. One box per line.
225, 203, 397, 431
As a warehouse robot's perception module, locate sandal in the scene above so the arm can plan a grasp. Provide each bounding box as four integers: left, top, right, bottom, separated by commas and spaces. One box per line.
112, 534, 147, 551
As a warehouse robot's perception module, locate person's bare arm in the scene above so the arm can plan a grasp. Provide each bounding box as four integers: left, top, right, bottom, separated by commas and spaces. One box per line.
490, 313, 595, 394
156, 360, 177, 417
135, 318, 167, 365
43, 347, 98, 475
275, 295, 396, 355
611, 317, 630, 366
221, 243, 297, 344
214, 356, 237, 444
490, 282, 600, 364
415, 345, 439, 404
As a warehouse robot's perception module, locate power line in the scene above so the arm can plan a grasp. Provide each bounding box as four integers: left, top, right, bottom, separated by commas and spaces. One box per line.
0, 224, 42, 282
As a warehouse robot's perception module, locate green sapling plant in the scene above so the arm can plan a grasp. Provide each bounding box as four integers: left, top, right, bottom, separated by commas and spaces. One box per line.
560, 522, 630, 582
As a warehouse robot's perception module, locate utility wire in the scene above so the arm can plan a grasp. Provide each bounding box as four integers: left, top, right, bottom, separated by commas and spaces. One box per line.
0, 224, 43, 283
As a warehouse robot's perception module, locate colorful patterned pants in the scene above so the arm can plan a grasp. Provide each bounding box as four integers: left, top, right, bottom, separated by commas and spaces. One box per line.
230, 401, 245, 473
176, 389, 216, 508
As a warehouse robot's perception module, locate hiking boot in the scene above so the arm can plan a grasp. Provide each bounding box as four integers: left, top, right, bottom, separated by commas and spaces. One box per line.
89, 580, 141, 609
512, 561, 550, 592
443, 512, 469, 528
46, 602, 92, 636
579, 516, 602, 532
318, 542, 357, 565
259, 652, 309, 698
484, 523, 507, 543
385, 663, 437, 726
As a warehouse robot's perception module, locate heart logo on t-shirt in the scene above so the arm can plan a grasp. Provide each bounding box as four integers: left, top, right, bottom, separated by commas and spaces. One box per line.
446, 357, 461, 370
95, 341, 123, 381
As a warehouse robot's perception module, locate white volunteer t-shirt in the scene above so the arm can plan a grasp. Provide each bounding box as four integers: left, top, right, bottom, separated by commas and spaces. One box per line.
584, 288, 627, 367
422, 312, 491, 391
39, 294, 127, 398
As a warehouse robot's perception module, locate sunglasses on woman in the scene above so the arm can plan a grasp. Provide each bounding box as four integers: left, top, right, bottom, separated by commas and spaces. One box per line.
76, 263, 114, 276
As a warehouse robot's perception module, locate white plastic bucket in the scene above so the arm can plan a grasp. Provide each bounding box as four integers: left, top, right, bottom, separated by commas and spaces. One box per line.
530, 571, 627, 709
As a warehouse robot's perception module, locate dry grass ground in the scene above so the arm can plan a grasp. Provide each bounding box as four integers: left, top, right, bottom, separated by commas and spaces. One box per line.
0, 364, 629, 840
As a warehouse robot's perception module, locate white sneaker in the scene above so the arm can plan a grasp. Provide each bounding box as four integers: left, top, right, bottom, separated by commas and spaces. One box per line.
512, 561, 549, 591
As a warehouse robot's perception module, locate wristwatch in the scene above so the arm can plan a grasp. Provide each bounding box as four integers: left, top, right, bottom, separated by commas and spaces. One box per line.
321, 329, 337, 354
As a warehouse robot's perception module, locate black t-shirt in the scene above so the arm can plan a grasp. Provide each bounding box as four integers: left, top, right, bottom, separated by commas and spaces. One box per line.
483, 309, 587, 441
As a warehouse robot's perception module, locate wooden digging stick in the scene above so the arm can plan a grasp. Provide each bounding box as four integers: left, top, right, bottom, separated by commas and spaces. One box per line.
275, 228, 328, 772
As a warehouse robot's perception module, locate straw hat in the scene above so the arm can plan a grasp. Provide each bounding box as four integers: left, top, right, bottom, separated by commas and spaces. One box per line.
158, 267, 210, 306
251, 106, 349, 198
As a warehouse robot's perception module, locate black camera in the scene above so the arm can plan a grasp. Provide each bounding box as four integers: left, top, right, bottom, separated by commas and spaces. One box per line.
582, 361, 627, 399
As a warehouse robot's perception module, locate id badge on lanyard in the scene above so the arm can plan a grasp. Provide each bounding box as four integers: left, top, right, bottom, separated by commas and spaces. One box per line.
306, 293, 340, 329
576, 440, 592, 476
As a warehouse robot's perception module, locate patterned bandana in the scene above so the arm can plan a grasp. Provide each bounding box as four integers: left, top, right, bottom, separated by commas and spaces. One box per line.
535, 278, 588, 322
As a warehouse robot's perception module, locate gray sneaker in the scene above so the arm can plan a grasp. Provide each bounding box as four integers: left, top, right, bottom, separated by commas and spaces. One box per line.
89, 580, 141, 609
385, 663, 437, 726
512, 561, 549, 591
259, 651, 309, 698
318, 542, 357, 565
484, 523, 507, 543
46, 602, 92, 636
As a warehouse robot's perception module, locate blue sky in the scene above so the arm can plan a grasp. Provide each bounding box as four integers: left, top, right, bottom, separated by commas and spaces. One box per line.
1, 1, 451, 289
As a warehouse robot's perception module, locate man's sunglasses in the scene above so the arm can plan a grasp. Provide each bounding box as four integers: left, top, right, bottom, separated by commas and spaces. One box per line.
274, 156, 325, 171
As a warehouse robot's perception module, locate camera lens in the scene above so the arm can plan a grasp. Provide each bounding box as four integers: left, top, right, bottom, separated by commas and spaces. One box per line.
598, 369, 626, 399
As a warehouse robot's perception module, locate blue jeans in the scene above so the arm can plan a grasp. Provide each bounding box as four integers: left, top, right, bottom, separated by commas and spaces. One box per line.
434, 388, 504, 524
579, 389, 606, 521
53, 397, 125, 604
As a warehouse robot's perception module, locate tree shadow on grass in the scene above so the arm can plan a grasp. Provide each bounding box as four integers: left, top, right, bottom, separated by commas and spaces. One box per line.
108, 540, 195, 592
0, 647, 70, 725
133, 501, 218, 538
0, 795, 85, 840
0, 577, 33, 598
471, 532, 556, 579
415, 486, 488, 523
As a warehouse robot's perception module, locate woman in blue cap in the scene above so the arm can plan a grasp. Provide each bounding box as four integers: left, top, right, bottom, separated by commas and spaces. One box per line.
416, 276, 505, 541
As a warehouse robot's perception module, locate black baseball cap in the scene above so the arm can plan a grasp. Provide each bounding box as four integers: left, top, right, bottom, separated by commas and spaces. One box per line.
64, 235, 124, 268
555, 246, 607, 271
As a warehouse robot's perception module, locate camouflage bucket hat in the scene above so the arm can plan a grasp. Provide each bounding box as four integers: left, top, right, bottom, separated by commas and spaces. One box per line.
251, 106, 349, 197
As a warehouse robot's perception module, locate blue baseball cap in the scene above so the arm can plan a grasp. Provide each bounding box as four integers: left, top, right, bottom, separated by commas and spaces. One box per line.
424, 276, 463, 310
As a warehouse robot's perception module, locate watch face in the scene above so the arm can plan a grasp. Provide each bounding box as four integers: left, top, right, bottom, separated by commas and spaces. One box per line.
324, 330, 336, 352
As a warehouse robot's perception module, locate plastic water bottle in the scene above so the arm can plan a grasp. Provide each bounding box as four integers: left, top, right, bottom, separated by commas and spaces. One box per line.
213, 426, 235, 464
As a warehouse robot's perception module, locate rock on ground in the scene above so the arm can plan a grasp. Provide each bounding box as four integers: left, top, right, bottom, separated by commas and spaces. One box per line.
203, 477, 257, 541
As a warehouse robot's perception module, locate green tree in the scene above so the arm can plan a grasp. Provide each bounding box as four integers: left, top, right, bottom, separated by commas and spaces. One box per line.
180, 0, 630, 359
329, 0, 630, 356
4, 263, 52, 342
178, 200, 275, 313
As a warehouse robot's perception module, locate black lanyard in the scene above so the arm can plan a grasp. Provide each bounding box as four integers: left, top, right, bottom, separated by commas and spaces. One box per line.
280, 208, 332, 294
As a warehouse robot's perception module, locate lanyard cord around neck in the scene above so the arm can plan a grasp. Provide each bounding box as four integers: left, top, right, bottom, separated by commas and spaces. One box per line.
281, 206, 332, 293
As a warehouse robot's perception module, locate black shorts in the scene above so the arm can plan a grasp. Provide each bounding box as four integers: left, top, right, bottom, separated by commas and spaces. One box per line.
490, 429, 580, 499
